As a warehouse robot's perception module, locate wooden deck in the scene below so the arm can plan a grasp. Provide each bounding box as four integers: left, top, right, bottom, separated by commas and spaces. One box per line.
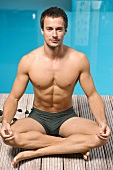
0, 94, 113, 170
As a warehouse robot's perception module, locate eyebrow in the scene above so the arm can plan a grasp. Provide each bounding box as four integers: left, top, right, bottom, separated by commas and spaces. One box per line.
46, 26, 64, 29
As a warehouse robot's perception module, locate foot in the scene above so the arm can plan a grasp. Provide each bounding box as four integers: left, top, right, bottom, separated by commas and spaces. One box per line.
82, 151, 90, 160
12, 150, 37, 166
12, 150, 90, 166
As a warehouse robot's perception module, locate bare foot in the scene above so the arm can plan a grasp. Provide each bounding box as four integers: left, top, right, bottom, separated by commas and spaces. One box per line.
12, 150, 37, 166
82, 151, 90, 160
12, 149, 90, 166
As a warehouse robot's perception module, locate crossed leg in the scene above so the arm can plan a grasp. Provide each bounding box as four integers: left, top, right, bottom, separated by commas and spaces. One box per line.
4, 117, 107, 165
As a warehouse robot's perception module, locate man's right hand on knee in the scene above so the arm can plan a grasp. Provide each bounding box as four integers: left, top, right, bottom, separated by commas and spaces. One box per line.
0, 120, 14, 141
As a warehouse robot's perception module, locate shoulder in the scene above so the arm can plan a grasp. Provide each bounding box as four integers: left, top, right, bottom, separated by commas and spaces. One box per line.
20, 47, 42, 63
76, 51, 90, 71
65, 46, 90, 70
18, 47, 43, 72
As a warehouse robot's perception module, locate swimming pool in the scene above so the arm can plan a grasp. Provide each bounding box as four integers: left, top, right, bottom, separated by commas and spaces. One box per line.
0, 0, 113, 95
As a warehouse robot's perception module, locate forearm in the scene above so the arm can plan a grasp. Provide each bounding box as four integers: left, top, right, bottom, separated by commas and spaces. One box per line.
88, 92, 107, 126
2, 95, 18, 124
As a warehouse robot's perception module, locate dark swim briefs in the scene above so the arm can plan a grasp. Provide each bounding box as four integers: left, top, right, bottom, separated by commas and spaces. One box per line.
28, 107, 78, 136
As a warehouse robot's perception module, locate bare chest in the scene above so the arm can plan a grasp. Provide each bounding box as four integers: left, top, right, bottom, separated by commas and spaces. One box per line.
29, 59, 79, 89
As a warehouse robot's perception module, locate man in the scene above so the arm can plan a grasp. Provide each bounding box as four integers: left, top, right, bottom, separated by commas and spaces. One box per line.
0, 7, 110, 166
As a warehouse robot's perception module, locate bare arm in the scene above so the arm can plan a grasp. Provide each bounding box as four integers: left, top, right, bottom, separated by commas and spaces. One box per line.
79, 54, 110, 139
1, 56, 29, 140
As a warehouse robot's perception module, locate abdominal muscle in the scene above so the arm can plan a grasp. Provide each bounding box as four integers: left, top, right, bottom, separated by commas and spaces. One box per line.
33, 86, 73, 113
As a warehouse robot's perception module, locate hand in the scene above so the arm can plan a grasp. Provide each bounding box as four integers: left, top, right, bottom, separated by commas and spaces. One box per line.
0, 121, 14, 141
97, 123, 111, 140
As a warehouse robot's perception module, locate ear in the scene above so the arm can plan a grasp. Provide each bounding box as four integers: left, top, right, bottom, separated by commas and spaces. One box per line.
64, 30, 67, 35
41, 29, 44, 35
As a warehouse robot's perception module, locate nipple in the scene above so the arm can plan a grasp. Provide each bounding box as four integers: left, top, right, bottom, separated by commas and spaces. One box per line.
37, 84, 41, 88
68, 84, 71, 87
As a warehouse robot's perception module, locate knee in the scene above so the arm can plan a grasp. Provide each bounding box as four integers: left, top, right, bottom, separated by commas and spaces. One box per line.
3, 131, 24, 148
94, 135, 108, 148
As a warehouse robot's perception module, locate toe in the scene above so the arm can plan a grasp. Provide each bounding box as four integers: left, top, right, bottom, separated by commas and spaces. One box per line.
86, 151, 90, 156
83, 155, 88, 160
12, 157, 17, 166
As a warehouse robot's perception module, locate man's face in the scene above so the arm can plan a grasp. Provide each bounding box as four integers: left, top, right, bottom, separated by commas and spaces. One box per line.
41, 16, 66, 48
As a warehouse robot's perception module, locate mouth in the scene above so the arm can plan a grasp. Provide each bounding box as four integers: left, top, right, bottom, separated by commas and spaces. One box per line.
51, 39, 59, 43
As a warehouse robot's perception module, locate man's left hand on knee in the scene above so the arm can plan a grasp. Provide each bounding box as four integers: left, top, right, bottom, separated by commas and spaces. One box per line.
97, 123, 111, 140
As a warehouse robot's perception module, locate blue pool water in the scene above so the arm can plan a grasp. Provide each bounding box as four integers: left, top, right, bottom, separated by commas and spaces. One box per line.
0, 1, 113, 95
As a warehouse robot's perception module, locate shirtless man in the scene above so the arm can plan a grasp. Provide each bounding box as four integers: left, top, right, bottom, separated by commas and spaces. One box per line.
0, 7, 111, 165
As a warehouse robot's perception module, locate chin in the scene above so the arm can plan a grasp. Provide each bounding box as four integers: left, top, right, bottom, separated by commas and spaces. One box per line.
48, 43, 60, 48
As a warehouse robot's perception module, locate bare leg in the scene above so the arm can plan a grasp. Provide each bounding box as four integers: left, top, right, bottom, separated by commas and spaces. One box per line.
5, 131, 64, 149
4, 118, 65, 149
5, 118, 90, 151
4, 119, 90, 165
5, 117, 106, 165
12, 133, 104, 165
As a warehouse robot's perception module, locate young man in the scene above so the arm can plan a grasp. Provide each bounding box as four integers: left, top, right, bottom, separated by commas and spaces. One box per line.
0, 7, 110, 165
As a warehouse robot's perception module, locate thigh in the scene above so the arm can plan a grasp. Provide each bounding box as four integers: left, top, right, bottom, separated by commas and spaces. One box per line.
59, 117, 99, 137
11, 118, 46, 134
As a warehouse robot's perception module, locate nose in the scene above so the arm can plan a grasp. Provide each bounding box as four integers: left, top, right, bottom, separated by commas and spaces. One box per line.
52, 29, 57, 37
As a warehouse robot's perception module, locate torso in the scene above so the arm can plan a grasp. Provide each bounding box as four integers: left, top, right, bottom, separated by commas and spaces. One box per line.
26, 45, 83, 112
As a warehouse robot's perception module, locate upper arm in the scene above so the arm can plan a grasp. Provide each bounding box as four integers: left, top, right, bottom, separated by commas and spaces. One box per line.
79, 54, 96, 97
10, 56, 29, 101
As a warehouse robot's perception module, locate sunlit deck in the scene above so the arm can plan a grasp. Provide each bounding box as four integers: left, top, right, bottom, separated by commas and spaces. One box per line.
0, 94, 113, 170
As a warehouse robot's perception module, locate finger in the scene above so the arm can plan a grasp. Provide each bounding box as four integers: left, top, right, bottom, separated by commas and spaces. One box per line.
100, 133, 109, 137
97, 136, 107, 140
4, 136, 15, 141
1, 130, 13, 138
100, 135, 108, 140
3, 134, 13, 138
4, 129, 13, 137
97, 134, 108, 140
5, 127, 13, 134
8, 129, 13, 135
99, 127, 106, 134
106, 128, 111, 136
100, 129, 110, 137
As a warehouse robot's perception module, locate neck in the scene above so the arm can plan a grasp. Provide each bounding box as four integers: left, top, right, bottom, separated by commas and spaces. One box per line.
43, 42, 64, 60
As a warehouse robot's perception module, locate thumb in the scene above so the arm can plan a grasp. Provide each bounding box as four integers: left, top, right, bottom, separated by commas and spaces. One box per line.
6, 124, 13, 135
9, 129, 13, 135
99, 124, 106, 134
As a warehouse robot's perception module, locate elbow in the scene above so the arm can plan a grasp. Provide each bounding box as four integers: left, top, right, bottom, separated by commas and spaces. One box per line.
87, 89, 98, 100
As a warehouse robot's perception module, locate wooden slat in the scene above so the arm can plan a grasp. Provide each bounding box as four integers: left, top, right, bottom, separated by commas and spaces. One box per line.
63, 154, 86, 170
19, 157, 41, 170
25, 94, 34, 112
16, 94, 29, 119
77, 95, 95, 120
0, 94, 113, 170
0, 94, 9, 150
72, 95, 79, 116
77, 95, 108, 170
63, 95, 86, 170
85, 147, 108, 170
0, 94, 28, 170
0, 94, 9, 147
101, 96, 113, 170
0, 93, 9, 109
0, 143, 19, 170
19, 94, 42, 170
41, 156, 63, 170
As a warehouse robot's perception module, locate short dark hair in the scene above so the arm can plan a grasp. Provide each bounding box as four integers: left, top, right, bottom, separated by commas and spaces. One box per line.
40, 7, 68, 31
